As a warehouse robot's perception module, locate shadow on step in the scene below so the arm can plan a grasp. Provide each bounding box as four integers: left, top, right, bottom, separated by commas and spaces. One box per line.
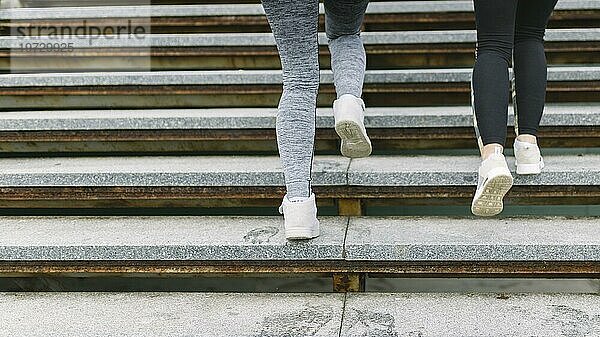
0, 205, 598, 217
1, 277, 598, 293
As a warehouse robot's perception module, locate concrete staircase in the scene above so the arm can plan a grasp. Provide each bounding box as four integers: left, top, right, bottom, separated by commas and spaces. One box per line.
1, 0, 599, 335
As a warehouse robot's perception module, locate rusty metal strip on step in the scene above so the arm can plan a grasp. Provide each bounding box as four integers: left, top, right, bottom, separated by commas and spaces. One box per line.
0, 186, 598, 208
1, 82, 598, 96
0, 261, 598, 278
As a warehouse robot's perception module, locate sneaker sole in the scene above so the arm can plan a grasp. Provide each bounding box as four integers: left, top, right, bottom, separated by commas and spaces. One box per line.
285, 226, 320, 240
335, 120, 372, 158
471, 172, 513, 217
516, 158, 544, 175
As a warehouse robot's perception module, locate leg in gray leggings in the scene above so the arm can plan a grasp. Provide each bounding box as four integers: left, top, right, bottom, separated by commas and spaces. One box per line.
261, 0, 368, 198
326, 0, 369, 98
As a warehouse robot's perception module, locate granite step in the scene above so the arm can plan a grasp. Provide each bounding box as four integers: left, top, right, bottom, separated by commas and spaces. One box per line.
342, 293, 600, 336
4, 29, 596, 71
0, 216, 346, 261
4, 292, 597, 336
347, 154, 600, 187
0, 154, 598, 187
2, 104, 597, 130
5, 29, 596, 47
344, 216, 600, 261
5, 1, 599, 19
3, 67, 597, 87
0, 154, 598, 209
0, 67, 597, 109
4, 1, 598, 33
0, 292, 345, 337
0, 104, 598, 153
0, 216, 598, 277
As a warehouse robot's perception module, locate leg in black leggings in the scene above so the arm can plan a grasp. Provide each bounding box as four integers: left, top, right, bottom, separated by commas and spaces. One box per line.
472, 0, 558, 148
513, 0, 558, 136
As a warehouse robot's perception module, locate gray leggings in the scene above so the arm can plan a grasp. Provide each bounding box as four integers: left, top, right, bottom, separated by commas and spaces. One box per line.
262, 0, 369, 198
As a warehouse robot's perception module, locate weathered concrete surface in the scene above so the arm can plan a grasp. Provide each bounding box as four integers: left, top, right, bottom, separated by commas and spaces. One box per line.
1, 292, 597, 336
345, 216, 600, 261
0, 292, 345, 337
0, 216, 346, 261
0, 155, 349, 187
342, 293, 600, 337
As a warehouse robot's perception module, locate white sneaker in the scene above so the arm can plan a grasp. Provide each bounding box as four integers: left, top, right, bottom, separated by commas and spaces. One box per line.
333, 94, 372, 158
513, 139, 544, 175
278, 193, 320, 240
471, 153, 514, 217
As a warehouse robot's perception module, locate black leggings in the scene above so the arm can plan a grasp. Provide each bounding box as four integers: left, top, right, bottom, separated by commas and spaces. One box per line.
472, 0, 558, 147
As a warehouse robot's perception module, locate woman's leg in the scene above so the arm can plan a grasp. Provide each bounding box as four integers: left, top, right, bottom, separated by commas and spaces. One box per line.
513, 0, 558, 140
510, 0, 557, 175
261, 0, 320, 199
472, 0, 517, 158
471, 1, 518, 217
324, 0, 372, 158
324, 0, 369, 98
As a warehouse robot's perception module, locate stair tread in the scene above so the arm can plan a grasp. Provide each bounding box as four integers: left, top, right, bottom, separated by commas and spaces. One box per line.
348, 154, 600, 186
0, 292, 600, 337
0, 292, 599, 336
1, 104, 598, 130
343, 293, 600, 336
1, 67, 598, 87
345, 217, 600, 261
0, 154, 598, 187
0, 292, 345, 337
0, 216, 346, 260
0, 155, 349, 187
0, 216, 598, 261
2, 0, 596, 19
3, 29, 598, 48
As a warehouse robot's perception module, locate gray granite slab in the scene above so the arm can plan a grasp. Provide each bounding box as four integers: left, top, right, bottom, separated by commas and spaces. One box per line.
0, 216, 346, 260
357, 104, 600, 128
3, 29, 596, 48
0, 4, 262, 20
0, 154, 597, 188
1, 103, 598, 131
0, 108, 281, 130
342, 293, 600, 337
368, 0, 600, 13
0, 67, 598, 87
0, 70, 287, 87
2, 0, 595, 19
345, 216, 600, 261
2, 292, 597, 337
0, 292, 344, 337
348, 154, 600, 186
0, 155, 349, 187
362, 67, 600, 84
